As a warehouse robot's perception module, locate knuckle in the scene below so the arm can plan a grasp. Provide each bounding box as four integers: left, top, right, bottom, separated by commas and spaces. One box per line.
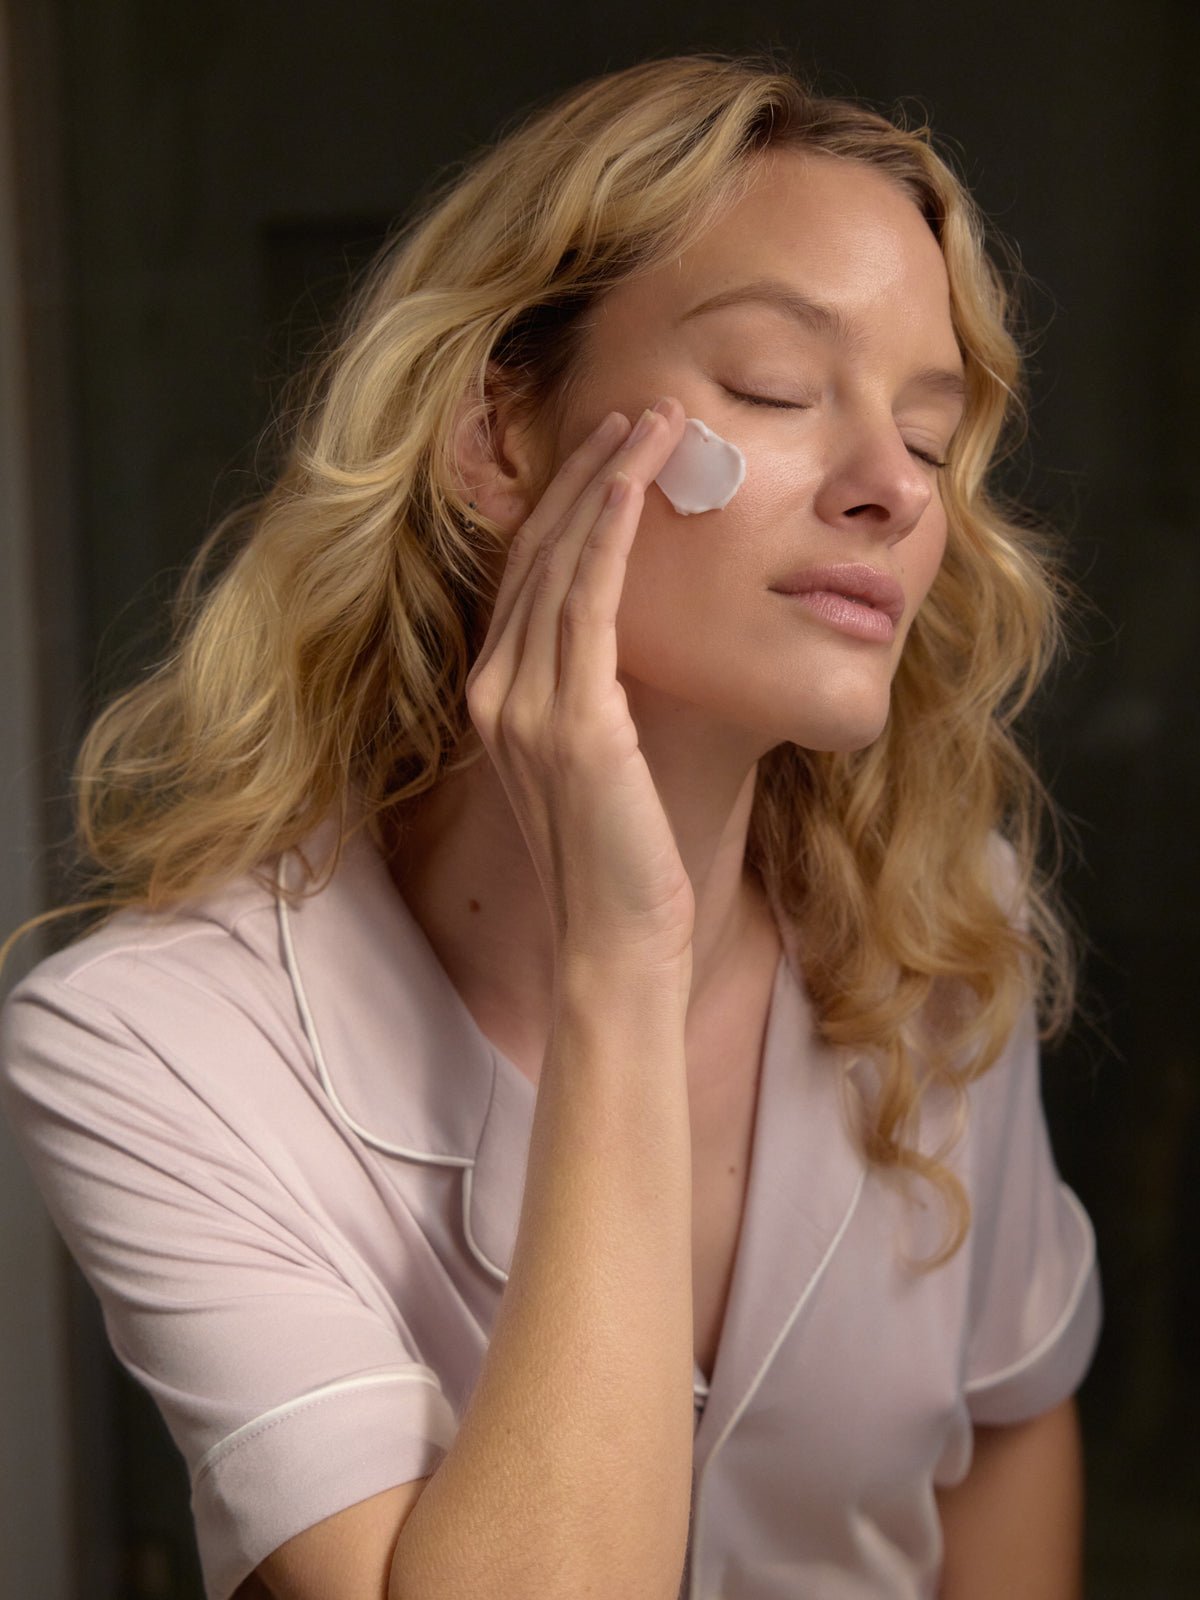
508, 520, 540, 564
547, 718, 595, 777
560, 593, 600, 634
496, 697, 535, 743
533, 544, 566, 591
523, 518, 555, 557
465, 675, 498, 722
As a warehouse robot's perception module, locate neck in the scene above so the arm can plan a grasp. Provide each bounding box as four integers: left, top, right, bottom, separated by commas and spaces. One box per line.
388, 677, 780, 1053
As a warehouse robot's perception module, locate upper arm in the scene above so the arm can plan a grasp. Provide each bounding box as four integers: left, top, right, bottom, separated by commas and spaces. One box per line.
936, 929, 1098, 1594
958, 996, 1101, 1426
241, 1478, 432, 1600
936, 1396, 1083, 1600
0, 972, 456, 1600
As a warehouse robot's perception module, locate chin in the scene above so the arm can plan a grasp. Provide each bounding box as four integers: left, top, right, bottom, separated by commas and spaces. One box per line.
783, 704, 891, 754
807, 728, 889, 755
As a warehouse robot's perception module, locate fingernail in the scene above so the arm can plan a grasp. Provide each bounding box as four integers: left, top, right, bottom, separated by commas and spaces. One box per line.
652, 396, 673, 416
627, 407, 657, 447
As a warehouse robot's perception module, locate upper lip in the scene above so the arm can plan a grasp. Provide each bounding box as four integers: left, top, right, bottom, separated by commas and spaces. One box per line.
770, 562, 906, 623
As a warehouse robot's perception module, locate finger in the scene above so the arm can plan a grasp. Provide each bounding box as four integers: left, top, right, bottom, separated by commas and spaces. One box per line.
518, 410, 632, 548
507, 399, 684, 699
542, 396, 685, 581
469, 410, 630, 682
474, 396, 683, 686
557, 471, 643, 714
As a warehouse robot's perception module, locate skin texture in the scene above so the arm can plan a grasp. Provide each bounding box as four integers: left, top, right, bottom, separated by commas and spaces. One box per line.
243, 1395, 1085, 1599
936, 1396, 1085, 1599
399, 149, 966, 1074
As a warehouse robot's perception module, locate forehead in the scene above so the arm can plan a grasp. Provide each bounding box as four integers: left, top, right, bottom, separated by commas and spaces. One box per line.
594, 150, 957, 350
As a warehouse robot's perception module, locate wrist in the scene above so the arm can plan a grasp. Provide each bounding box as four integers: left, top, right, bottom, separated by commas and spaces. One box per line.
553, 945, 692, 1024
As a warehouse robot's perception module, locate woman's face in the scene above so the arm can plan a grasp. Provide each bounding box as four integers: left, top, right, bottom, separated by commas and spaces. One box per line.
546, 149, 967, 755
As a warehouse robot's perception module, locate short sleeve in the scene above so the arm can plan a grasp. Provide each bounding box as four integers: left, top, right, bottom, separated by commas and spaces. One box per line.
961, 996, 1102, 1425
0, 972, 458, 1600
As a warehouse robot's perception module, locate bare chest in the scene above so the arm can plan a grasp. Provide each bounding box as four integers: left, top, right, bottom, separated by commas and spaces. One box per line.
464, 920, 781, 1387
686, 992, 772, 1385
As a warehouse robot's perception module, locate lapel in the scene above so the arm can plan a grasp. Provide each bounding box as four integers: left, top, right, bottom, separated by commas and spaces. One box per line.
691, 912, 866, 1471
277, 821, 534, 1284
279, 827, 865, 1459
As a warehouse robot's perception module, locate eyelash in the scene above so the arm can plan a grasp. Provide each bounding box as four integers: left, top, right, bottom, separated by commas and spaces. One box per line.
725, 388, 949, 470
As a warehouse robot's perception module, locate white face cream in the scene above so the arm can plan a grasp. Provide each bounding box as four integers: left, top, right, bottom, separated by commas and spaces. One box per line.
653, 416, 746, 515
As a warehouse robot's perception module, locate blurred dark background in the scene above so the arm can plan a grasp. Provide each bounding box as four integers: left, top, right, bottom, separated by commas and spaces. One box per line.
1, 1, 1196, 1595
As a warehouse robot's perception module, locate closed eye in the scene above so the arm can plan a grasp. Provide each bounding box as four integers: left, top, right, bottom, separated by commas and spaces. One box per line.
724, 386, 808, 410
725, 387, 949, 469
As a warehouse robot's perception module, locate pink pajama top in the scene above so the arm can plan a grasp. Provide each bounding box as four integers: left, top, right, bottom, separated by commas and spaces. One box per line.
0, 826, 1101, 1599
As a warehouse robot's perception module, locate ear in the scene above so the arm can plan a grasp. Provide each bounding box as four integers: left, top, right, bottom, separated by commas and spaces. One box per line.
451, 366, 549, 534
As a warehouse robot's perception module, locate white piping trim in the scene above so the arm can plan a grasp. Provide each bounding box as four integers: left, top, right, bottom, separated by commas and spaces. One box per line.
688, 1167, 867, 1599
275, 853, 524, 1294
192, 1365, 446, 1484
458, 1158, 510, 1285
963, 1184, 1097, 1396
275, 857, 471, 1169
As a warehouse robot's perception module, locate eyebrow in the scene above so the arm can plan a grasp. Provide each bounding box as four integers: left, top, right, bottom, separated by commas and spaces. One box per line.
679, 278, 968, 403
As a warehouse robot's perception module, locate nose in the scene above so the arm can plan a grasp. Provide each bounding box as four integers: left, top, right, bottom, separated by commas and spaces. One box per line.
811, 415, 935, 544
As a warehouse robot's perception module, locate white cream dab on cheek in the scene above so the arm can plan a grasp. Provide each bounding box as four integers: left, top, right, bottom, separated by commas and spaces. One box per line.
653, 416, 746, 515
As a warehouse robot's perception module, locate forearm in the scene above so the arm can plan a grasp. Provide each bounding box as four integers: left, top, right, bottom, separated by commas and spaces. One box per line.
937, 1397, 1085, 1600
389, 957, 695, 1600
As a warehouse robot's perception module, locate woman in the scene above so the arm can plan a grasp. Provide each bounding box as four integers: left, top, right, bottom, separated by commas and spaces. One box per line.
0, 53, 1100, 1600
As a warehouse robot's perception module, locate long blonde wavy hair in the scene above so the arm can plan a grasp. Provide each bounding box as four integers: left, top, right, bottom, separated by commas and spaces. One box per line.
32, 54, 1083, 1267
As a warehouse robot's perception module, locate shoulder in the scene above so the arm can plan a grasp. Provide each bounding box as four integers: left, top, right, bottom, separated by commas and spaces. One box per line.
0, 826, 491, 1166
0, 865, 311, 1145
3, 866, 287, 1038
984, 829, 1029, 929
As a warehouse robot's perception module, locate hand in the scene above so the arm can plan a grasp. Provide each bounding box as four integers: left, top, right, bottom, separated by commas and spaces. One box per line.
464, 398, 695, 975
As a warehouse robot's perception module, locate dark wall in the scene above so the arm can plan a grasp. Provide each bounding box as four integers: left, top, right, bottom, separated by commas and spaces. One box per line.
39, 1, 1200, 1594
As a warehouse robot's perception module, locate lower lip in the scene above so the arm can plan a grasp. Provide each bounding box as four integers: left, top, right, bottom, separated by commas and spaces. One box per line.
774, 589, 897, 643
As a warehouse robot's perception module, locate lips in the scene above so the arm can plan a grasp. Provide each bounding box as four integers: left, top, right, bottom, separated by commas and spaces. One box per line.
769, 563, 905, 623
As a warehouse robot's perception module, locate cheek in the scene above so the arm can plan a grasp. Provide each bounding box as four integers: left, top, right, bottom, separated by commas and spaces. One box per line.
670, 419, 805, 522
711, 426, 815, 508
619, 436, 809, 622
899, 511, 950, 599
612, 490, 783, 693
891, 514, 950, 657
611, 498, 733, 678
620, 496, 721, 615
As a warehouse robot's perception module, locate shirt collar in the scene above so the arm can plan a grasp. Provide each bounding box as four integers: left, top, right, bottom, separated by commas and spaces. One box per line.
277, 821, 866, 1466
